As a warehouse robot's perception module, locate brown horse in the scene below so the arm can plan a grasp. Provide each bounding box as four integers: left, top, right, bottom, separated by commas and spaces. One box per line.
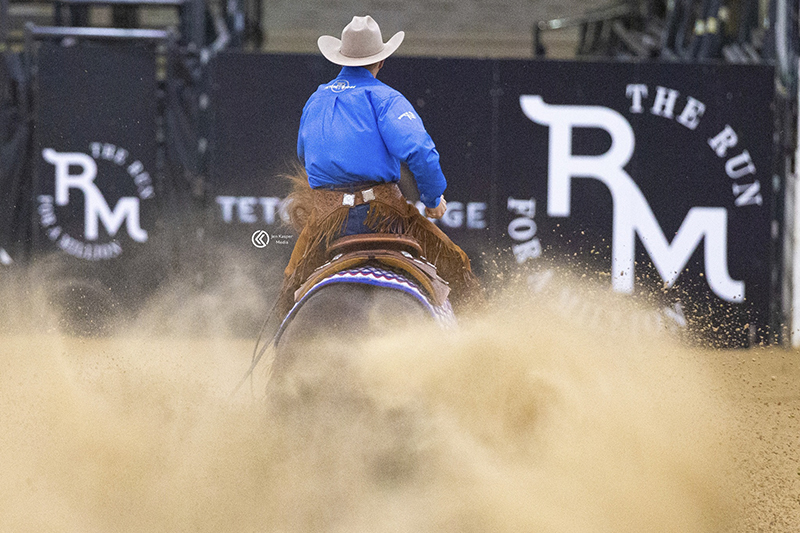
266, 169, 457, 384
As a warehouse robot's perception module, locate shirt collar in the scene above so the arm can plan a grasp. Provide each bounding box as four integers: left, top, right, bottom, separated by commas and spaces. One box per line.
338, 66, 376, 79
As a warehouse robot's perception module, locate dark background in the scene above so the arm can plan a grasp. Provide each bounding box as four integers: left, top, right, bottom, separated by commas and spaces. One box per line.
16, 47, 778, 344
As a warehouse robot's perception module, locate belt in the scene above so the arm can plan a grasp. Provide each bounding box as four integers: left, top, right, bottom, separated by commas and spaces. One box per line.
310, 182, 407, 219
319, 181, 383, 193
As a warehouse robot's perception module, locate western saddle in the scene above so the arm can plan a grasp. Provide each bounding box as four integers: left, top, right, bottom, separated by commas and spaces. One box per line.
293, 233, 451, 306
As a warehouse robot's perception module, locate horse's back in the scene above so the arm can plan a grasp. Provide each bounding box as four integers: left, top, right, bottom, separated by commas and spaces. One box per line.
272, 282, 431, 379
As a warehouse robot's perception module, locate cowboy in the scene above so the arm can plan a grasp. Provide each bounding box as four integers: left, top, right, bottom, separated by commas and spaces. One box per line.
278, 15, 479, 316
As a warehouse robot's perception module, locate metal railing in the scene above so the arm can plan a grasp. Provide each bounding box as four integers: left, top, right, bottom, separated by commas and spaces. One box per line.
22, 21, 177, 86
25, 23, 176, 42
533, 2, 636, 57
51, 0, 204, 49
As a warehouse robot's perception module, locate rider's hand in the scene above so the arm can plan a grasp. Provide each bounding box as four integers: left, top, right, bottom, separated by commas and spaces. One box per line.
425, 196, 447, 219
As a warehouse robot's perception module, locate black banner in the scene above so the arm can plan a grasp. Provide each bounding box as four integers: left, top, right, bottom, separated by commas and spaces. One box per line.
16, 47, 777, 344
496, 61, 775, 346
31, 41, 166, 304
206, 54, 776, 345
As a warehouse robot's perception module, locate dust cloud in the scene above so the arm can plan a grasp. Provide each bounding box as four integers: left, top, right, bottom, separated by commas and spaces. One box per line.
0, 266, 797, 532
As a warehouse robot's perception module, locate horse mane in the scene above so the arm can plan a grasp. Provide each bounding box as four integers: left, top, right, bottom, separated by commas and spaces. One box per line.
280, 162, 313, 233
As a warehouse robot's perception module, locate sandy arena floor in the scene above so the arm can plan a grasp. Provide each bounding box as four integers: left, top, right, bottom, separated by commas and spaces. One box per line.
1, 277, 798, 532
705, 348, 800, 532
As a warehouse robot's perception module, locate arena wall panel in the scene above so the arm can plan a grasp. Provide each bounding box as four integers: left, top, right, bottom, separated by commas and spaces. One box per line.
21, 47, 777, 345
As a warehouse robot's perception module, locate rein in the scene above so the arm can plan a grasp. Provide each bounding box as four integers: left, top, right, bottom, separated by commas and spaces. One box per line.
230, 300, 281, 398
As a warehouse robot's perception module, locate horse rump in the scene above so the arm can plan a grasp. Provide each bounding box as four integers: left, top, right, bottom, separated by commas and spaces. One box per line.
271, 278, 435, 381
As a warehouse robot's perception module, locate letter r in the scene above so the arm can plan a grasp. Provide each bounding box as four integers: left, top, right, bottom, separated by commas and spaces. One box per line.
519, 95, 635, 218
43, 149, 99, 206
520, 95, 638, 291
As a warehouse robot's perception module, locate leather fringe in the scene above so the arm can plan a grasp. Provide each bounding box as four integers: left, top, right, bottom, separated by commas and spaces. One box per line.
276, 173, 481, 319
364, 200, 479, 305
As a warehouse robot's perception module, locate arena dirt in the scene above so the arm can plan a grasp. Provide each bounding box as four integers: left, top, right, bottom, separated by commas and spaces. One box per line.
1, 269, 798, 532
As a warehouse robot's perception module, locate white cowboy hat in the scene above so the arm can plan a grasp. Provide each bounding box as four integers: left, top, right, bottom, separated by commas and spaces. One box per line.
317, 16, 404, 67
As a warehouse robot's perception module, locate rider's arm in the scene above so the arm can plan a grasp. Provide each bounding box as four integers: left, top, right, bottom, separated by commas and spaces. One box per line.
297, 101, 309, 164
376, 94, 446, 209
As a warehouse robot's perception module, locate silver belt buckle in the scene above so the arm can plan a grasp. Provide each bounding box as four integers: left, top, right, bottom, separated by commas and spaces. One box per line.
342, 193, 356, 207
361, 188, 375, 202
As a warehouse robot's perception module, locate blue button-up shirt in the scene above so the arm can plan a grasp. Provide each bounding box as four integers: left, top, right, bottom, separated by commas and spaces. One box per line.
298, 66, 446, 208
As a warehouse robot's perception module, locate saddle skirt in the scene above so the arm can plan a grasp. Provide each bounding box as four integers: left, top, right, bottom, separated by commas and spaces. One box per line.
275, 264, 457, 343
273, 234, 457, 344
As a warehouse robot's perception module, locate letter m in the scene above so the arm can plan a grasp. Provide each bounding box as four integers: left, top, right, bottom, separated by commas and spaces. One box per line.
86, 197, 148, 243
519, 95, 744, 303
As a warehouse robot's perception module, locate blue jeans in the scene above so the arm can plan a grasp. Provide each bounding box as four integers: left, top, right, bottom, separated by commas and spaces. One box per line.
341, 204, 376, 236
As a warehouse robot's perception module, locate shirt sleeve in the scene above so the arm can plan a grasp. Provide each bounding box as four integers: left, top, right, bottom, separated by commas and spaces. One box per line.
297, 100, 309, 163
375, 94, 447, 208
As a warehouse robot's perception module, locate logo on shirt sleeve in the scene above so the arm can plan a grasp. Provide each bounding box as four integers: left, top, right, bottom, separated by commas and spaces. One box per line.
398, 111, 417, 120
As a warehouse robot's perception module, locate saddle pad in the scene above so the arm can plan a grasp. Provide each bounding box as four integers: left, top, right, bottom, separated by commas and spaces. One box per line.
275, 265, 457, 342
